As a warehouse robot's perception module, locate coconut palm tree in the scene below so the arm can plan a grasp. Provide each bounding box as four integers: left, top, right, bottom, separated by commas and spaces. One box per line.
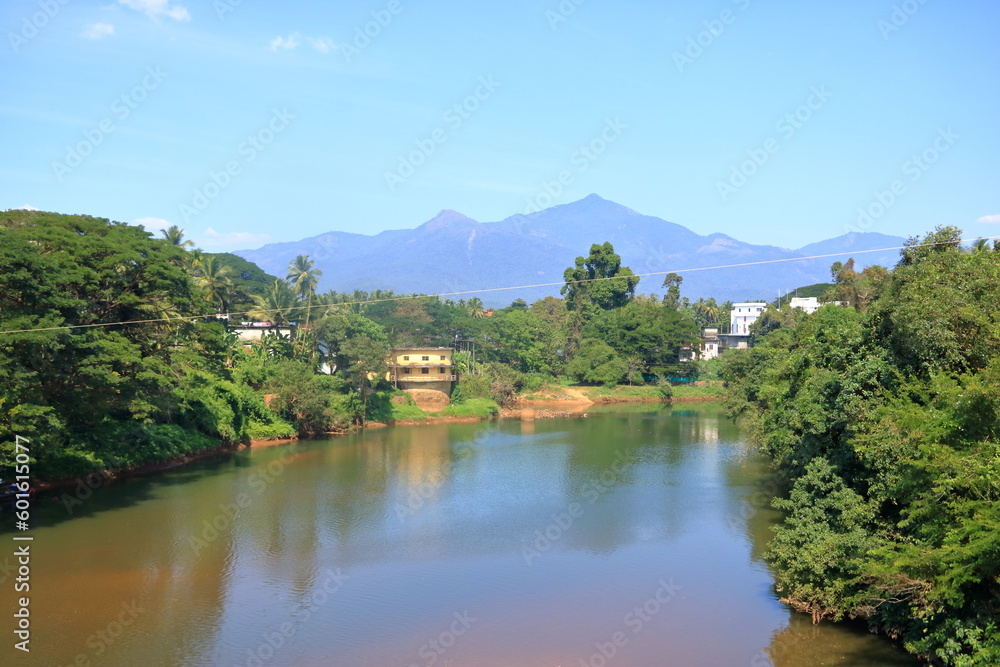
286, 255, 322, 328
701, 297, 720, 327
467, 297, 486, 318
247, 279, 299, 328
193, 255, 235, 314
160, 225, 194, 248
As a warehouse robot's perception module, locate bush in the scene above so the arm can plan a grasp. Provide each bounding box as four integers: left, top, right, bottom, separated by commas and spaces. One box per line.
656, 378, 673, 399
696, 357, 725, 381
453, 363, 525, 407
522, 372, 551, 392
246, 418, 296, 440
263, 360, 359, 434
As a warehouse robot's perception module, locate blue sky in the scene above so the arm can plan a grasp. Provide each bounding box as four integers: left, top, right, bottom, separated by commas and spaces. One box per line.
2, 0, 998, 252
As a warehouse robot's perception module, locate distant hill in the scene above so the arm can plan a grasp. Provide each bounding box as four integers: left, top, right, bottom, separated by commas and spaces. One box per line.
236, 195, 906, 306
797, 232, 905, 274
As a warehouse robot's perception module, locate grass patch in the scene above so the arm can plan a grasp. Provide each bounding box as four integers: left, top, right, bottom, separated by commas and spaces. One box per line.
672, 384, 726, 398
440, 398, 500, 418
582, 385, 672, 400
584, 384, 664, 398
391, 403, 428, 421
518, 383, 576, 400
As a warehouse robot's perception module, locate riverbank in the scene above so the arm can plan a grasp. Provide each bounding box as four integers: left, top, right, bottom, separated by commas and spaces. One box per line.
30, 386, 725, 493
519, 382, 725, 406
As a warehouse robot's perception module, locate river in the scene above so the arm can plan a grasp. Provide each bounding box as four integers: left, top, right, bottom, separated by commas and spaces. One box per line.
6, 405, 917, 666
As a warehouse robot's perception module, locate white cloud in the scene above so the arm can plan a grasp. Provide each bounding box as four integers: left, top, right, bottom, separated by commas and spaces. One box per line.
269, 33, 337, 53
976, 214, 1000, 224
118, 0, 190, 22
198, 227, 270, 251
82, 22, 115, 40
134, 216, 174, 232
269, 33, 301, 51
310, 37, 338, 53
17, 205, 39, 211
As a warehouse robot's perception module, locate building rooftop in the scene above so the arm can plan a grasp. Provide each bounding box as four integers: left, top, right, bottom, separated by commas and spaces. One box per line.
390, 347, 455, 351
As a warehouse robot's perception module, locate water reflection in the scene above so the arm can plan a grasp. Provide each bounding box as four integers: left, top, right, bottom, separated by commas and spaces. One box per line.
10, 406, 917, 666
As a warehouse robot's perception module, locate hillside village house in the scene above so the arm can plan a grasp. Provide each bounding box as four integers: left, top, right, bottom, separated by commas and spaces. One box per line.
387, 348, 457, 394
681, 326, 723, 362
700, 327, 721, 360
789, 296, 821, 314
716, 302, 768, 351
730, 302, 767, 336
686, 298, 833, 360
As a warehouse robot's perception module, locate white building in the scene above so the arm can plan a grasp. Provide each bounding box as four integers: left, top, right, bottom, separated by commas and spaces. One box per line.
701, 327, 721, 360
789, 297, 820, 314
730, 302, 767, 336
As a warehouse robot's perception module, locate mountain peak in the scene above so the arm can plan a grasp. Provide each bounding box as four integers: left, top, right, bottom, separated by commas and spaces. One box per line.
418, 209, 479, 233
562, 193, 637, 215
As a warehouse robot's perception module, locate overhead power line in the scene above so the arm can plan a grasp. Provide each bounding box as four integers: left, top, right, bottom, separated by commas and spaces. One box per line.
1, 234, 997, 336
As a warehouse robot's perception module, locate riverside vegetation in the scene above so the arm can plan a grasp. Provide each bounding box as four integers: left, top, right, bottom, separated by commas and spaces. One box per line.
1, 212, 721, 482
724, 227, 1000, 665
5, 210, 991, 663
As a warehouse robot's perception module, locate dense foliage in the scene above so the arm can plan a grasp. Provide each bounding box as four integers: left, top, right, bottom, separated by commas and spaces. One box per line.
0, 215, 702, 481
724, 227, 1000, 665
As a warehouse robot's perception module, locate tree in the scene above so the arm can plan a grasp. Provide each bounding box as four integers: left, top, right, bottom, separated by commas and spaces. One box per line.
662, 273, 683, 310
314, 312, 388, 373
586, 295, 697, 375
488, 309, 560, 374
897, 224, 962, 267
561, 242, 639, 312
160, 225, 194, 248
766, 457, 877, 623
564, 338, 627, 387
247, 279, 299, 327
192, 255, 235, 314
340, 336, 389, 422
286, 255, 322, 328
466, 297, 486, 319
508, 298, 529, 311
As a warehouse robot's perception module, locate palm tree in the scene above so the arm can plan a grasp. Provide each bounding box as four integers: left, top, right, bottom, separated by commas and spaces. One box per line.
467, 297, 486, 318
692, 297, 708, 327
286, 255, 322, 328
160, 225, 195, 248
701, 298, 720, 327
971, 238, 991, 253
247, 280, 299, 328
194, 255, 235, 314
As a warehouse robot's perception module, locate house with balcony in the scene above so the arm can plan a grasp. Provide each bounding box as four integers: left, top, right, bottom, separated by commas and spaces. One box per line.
718, 302, 768, 350
387, 347, 457, 394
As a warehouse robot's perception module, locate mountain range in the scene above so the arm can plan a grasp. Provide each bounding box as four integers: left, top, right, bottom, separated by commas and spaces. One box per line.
235, 195, 907, 306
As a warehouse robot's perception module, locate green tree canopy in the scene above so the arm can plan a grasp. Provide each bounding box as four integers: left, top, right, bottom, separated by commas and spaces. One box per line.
561, 242, 639, 311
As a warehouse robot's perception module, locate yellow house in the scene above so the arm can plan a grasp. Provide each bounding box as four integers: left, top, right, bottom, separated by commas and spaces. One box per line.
387, 347, 456, 393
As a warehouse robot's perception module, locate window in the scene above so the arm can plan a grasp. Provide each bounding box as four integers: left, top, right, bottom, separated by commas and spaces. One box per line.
403, 355, 409, 361
439, 367, 446, 374
422, 356, 429, 361
403, 368, 411, 374
440, 355, 446, 360
421, 368, 429, 374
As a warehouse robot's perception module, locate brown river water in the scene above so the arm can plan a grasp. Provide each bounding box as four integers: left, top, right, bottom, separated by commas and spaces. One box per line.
3, 404, 918, 666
